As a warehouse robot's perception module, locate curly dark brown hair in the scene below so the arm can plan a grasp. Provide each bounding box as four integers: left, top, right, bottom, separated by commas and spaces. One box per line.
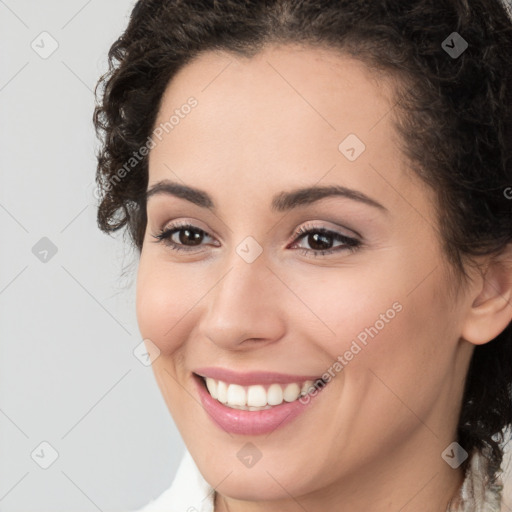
93, 0, 512, 484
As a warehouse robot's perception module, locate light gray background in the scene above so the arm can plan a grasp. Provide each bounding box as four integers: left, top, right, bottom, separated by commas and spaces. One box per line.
0, 1, 511, 511
0, 1, 184, 511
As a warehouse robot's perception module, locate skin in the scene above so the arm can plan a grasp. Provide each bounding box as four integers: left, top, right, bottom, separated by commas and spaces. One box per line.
135, 44, 512, 511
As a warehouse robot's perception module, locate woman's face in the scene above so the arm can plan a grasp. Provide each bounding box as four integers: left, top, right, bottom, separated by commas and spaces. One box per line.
136, 45, 474, 507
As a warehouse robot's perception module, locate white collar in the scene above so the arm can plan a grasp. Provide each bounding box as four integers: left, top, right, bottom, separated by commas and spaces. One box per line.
136, 449, 215, 512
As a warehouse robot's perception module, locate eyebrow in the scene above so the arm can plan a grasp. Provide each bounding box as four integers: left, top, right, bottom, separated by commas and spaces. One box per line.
145, 180, 387, 213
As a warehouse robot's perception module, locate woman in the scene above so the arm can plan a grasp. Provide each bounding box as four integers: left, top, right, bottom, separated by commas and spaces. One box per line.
93, 1, 512, 510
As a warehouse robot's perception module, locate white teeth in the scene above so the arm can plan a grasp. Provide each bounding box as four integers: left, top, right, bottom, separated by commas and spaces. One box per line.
247, 385, 267, 407
227, 384, 246, 406
283, 383, 301, 402
267, 383, 283, 406
217, 380, 228, 404
205, 378, 218, 399
301, 381, 314, 396
203, 377, 321, 409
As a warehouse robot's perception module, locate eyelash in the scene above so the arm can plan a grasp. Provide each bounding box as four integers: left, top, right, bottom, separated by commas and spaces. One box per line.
151, 221, 361, 257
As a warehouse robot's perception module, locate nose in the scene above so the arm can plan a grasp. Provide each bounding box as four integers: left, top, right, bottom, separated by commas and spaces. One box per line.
197, 251, 287, 351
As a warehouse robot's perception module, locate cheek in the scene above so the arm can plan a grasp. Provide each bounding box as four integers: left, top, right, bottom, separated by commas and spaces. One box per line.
281, 265, 407, 360
135, 259, 203, 417
292, 257, 457, 403
135, 259, 198, 355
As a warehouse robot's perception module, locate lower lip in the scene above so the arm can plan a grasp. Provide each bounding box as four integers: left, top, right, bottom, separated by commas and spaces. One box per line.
193, 374, 326, 435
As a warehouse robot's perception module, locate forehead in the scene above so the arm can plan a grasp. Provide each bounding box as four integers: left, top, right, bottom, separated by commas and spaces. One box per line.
147, 44, 426, 215
151, 43, 395, 147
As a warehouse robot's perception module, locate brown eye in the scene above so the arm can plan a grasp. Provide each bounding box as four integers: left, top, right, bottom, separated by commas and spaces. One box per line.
151, 223, 216, 252
290, 225, 361, 257
176, 227, 204, 246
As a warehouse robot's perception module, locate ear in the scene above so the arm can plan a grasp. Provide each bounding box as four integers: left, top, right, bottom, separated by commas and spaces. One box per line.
461, 244, 512, 345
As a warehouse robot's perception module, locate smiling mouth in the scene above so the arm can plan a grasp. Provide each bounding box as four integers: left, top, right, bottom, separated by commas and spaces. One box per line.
195, 373, 327, 411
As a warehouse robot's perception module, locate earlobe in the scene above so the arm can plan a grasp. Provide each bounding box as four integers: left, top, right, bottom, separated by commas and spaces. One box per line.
461, 248, 512, 346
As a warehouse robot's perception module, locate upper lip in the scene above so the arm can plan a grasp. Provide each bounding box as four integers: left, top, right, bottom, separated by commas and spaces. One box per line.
193, 367, 324, 386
